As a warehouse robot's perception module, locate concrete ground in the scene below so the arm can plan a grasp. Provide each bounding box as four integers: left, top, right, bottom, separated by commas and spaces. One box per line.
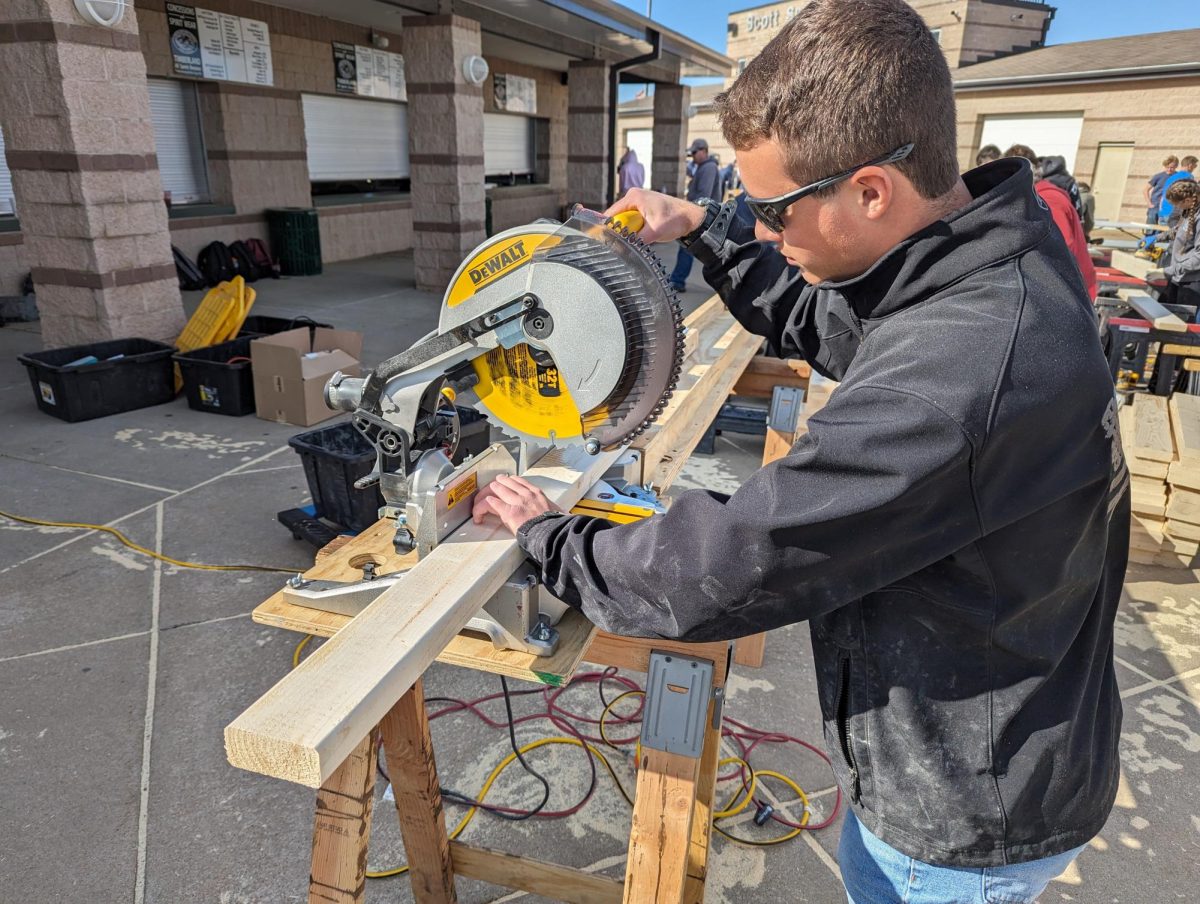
1, 250, 1198, 903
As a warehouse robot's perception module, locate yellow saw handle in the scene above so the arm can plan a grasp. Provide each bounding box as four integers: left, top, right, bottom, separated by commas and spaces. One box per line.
609, 210, 645, 233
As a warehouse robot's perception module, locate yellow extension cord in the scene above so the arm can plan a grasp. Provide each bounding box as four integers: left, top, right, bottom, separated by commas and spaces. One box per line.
0, 509, 298, 574
292, 636, 816, 878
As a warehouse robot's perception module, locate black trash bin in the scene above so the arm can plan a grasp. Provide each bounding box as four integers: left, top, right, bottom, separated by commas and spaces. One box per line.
174, 336, 257, 416
18, 337, 175, 422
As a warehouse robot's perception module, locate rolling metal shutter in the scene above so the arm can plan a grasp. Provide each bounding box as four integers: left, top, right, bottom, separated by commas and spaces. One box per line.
484, 113, 534, 176
977, 113, 1085, 172
0, 125, 15, 216
147, 78, 210, 204
302, 94, 410, 181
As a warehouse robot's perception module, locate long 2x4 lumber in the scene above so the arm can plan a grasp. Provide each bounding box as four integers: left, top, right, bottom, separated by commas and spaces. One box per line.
1132, 394, 1176, 462
225, 443, 623, 787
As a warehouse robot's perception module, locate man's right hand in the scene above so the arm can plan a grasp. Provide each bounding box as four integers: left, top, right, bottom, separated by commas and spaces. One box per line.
604, 189, 706, 244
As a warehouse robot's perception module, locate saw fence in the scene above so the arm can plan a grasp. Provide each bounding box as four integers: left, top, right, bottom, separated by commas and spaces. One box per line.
226, 295, 816, 903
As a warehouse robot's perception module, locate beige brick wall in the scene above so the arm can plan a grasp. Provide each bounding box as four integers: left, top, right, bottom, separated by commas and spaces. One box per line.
956, 76, 1200, 221
488, 186, 563, 234
318, 202, 413, 263
959, 0, 1053, 65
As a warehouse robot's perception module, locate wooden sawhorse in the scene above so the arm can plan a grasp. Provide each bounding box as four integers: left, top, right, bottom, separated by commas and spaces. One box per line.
254, 521, 731, 904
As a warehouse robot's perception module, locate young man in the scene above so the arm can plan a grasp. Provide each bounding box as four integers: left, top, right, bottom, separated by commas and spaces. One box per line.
1145, 155, 1179, 225
1159, 154, 1197, 223
669, 138, 721, 291
474, 2, 1128, 901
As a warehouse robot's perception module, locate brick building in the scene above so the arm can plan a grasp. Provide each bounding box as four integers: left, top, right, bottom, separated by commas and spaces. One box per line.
620, 1, 1200, 226
0, 0, 729, 345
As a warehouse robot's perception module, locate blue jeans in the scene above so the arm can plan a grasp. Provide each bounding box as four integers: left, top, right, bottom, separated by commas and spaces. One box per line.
840, 810, 1085, 904
670, 247, 694, 289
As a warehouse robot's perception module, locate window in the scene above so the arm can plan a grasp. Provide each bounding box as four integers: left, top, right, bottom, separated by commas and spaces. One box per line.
0, 124, 15, 217
484, 113, 534, 184
147, 79, 210, 205
930, 28, 942, 45
302, 94, 410, 197
737, 58, 748, 74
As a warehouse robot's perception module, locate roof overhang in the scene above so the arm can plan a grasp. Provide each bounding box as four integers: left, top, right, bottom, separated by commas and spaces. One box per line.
256, 0, 732, 82
954, 61, 1200, 91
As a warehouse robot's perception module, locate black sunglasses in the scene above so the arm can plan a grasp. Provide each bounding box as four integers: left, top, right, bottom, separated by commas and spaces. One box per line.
743, 143, 916, 233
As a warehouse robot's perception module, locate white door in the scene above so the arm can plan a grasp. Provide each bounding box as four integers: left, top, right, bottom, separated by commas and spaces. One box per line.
0, 124, 15, 215
483, 113, 534, 176
301, 94, 409, 182
978, 113, 1085, 172
147, 79, 210, 204
1092, 143, 1135, 222
622, 128, 653, 190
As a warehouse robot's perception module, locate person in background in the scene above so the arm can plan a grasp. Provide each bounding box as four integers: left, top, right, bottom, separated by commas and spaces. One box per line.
617, 147, 645, 197
1005, 144, 1098, 299
1039, 155, 1086, 223
1146, 156, 1178, 225
1077, 181, 1096, 241
1162, 180, 1200, 308
669, 138, 721, 292
1160, 155, 1197, 225
975, 144, 1001, 166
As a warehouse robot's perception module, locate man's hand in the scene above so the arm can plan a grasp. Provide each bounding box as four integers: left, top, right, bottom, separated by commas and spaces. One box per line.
472, 474, 562, 535
604, 189, 706, 244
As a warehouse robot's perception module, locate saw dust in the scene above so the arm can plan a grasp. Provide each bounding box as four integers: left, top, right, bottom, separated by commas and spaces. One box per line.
114, 428, 267, 458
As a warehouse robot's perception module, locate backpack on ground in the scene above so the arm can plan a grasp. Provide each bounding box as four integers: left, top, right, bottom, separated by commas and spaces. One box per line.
196, 241, 237, 287
173, 245, 208, 291
228, 240, 261, 283
245, 238, 281, 279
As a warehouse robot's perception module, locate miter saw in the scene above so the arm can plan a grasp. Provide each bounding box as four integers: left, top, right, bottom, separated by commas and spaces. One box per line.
282, 207, 684, 656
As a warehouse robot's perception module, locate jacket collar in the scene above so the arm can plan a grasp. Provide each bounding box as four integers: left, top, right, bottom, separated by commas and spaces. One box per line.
820, 158, 1052, 325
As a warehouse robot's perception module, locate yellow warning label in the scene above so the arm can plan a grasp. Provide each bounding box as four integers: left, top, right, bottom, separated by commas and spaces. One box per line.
472, 344, 583, 441
447, 473, 478, 509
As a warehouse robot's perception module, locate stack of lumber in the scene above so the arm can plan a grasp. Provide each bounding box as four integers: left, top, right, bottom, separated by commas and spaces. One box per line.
1121, 394, 1199, 568
1164, 393, 1200, 564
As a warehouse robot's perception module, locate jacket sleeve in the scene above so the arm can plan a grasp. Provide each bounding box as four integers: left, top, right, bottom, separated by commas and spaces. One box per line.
1165, 226, 1200, 281
694, 162, 721, 202
517, 385, 980, 641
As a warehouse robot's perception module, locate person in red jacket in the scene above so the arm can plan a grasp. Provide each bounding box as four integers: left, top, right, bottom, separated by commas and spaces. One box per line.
1005, 144, 1097, 299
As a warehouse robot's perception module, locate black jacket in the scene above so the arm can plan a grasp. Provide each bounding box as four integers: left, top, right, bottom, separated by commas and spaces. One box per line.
1039, 155, 1087, 225
518, 159, 1129, 866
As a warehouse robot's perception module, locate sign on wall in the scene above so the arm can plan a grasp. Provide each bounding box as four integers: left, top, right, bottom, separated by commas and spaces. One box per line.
493, 74, 537, 115
168, 3, 273, 86
331, 42, 407, 102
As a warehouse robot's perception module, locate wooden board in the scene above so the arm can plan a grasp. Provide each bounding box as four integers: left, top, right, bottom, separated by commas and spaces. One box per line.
1165, 519, 1200, 542
624, 748, 699, 903
1168, 461, 1200, 492
634, 318, 763, 491
1129, 457, 1170, 481
226, 443, 624, 787
732, 356, 810, 398
1112, 249, 1157, 282
308, 729, 379, 904
1117, 290, 1187, 332
450, 843, 622, 904
1161, 344, 1200, 358
582, 633, 731, 687
1128, 546, 1197, 569
1166, 488, 1200, 525
1132, 394, 1177, 462
1169, 393, 1200, 465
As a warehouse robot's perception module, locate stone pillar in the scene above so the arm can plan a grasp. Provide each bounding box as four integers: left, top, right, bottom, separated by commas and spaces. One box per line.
0, 0, 185, 346
401, 15, 486, 294
566, 60, 610, 210
652, 84, 691, 198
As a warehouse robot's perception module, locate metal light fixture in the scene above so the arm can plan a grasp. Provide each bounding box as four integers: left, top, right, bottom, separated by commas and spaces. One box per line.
463, 54, 490, 87
370, 30, 389, 50
74, 0, 127, 27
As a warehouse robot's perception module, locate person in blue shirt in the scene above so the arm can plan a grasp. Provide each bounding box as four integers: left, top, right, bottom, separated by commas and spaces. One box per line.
668, 138, 721, 292
1159, 155, 1197, 223
1145, 155, 1178, 225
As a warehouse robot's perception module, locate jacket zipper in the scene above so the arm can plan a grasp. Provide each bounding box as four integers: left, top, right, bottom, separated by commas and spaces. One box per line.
837, 656, 862, 803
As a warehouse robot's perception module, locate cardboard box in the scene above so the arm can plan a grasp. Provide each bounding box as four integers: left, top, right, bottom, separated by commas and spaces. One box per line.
251, 327, 363, 426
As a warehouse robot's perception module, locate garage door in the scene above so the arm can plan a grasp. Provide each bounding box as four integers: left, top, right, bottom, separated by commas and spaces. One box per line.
0, 124, 14, 216
978, 113, 1085, 172
484, 113, 534, 177
147, 79, 210, 204
302, 94, 409, 182
623, 128, 652, 190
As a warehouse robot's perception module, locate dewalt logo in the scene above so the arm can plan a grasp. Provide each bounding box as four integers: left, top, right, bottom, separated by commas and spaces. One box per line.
468, 240, 527, 286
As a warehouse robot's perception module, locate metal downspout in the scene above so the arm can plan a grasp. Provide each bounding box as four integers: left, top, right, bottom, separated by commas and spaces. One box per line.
606, 29, 662, 207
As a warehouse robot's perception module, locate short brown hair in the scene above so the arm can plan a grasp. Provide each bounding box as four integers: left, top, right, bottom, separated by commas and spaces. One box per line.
1183, 155, 1199, 170
1004, 145, 1039, 164
1164, 155, 1180, 167
715, 0, 958, 200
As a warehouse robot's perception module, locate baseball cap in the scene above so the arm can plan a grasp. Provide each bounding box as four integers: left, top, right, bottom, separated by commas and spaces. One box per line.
686, 138, 708, 155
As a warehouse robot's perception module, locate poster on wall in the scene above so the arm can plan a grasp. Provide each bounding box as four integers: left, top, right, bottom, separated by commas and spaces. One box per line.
331, 43, 406, 101
169, 4, 273, 86
493, 74, 537, 114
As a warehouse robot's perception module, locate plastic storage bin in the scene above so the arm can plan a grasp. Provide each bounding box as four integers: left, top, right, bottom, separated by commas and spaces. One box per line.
18, 337, 175, 423
238, 314, 332, 338
173, 336, 256, 416
266, 208, 322, 277
289, 409, 492, 532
